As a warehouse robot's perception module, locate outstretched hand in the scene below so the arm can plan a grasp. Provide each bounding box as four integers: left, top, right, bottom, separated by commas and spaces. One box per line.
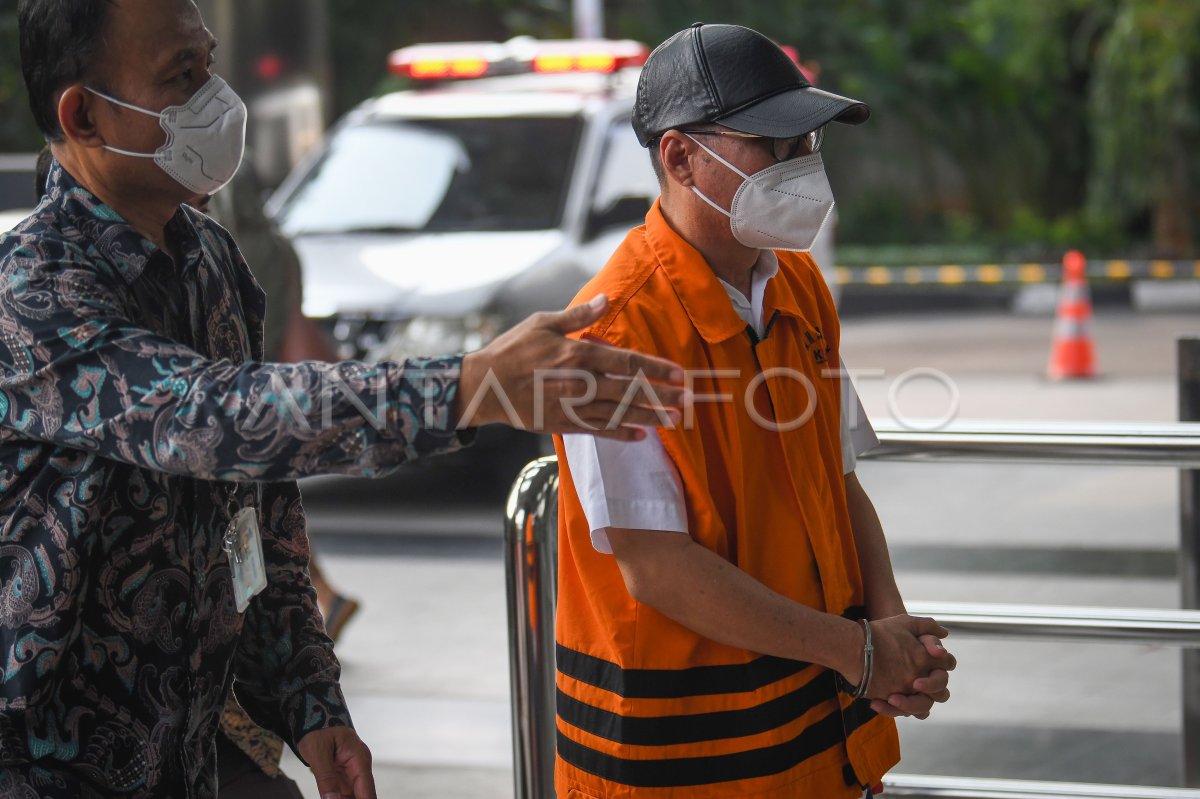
297, 727, 376, 799
458, 294, 687, 439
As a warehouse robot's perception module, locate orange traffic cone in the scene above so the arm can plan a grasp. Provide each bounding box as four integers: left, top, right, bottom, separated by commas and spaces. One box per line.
1047, 249, 1097, 380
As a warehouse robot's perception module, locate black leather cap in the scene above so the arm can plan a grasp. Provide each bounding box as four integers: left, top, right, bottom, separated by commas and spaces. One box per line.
633, 23, 870, 146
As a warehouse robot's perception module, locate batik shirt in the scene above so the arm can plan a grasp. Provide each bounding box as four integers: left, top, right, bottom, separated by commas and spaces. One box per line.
0, 163, 467, 798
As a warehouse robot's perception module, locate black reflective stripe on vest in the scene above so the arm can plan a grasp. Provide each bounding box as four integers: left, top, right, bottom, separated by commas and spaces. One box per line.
840, 695, 881, 789
843, 696, 877, 738
556, 607, 865, 700
557, 706, 848, 788
556, 644, 810, 699
556, 670, 837, 746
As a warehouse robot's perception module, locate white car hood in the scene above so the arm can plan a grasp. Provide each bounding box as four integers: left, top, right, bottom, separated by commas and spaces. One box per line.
0, 209, 31, 234
292, 230, 565, 318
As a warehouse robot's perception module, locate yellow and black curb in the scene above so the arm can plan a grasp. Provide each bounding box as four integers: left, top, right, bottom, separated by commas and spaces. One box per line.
834, 260, 1200, 287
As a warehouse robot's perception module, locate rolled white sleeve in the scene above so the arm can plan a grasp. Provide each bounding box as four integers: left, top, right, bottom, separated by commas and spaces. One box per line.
840, 360, 879, 474
561, 431, 688, 553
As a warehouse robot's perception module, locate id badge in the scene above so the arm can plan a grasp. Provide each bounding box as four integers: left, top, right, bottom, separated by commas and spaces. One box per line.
225, 507, 267, 613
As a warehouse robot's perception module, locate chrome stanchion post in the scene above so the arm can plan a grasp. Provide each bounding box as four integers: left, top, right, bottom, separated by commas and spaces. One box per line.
1182, 336, 1200, 786
505, 457, 561, 799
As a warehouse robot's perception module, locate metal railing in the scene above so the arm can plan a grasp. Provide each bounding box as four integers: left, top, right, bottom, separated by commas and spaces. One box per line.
904, 601, 1200, 646
866, 420, 1200, 468
504, 336, 1200, 799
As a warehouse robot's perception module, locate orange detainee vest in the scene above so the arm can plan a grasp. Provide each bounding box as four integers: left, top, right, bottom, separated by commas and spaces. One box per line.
553, 202, 899, 798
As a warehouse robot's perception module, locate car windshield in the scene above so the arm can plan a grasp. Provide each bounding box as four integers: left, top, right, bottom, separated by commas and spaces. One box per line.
276, 116, 583, 235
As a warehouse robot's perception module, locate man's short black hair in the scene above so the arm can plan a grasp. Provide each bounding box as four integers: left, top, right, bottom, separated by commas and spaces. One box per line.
18, 0, 116, 140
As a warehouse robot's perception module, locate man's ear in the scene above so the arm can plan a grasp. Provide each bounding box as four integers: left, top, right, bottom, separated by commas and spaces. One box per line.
659, 131, 696, 190
57, 85, 105, 148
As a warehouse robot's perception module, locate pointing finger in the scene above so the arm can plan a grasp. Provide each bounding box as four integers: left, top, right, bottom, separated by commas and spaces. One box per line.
543, 294, 609, 335
590, 374, 690, 408
587, 427, 649, 442
573, 339, 684, 385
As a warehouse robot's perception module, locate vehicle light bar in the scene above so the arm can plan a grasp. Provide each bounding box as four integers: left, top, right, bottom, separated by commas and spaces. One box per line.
389, 42, 507, 80
529, 39, 648, 74
411, 57, 489, 80
389, 37, 649, 80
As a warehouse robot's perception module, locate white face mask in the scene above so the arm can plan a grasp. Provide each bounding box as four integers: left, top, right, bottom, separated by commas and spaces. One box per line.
687, 134, 836, 252
88, 77, 248, 196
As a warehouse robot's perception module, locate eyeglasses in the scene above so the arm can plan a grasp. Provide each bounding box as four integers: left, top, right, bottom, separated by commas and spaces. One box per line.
678, 126, 825, 162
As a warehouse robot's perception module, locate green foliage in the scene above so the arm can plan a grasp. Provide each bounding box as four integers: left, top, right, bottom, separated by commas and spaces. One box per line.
1086, 0, 1198, 252
599, 0, 1130, 255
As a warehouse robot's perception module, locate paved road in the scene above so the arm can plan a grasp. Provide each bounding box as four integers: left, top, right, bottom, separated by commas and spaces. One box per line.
282, 308, 1198, 797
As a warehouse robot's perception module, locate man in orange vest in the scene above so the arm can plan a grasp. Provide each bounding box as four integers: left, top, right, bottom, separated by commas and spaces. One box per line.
553, 23, 956, 798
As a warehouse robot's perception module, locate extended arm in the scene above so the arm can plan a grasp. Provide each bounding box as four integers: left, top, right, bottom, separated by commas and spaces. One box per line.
0, 256, 686, 481
0, 253, 466, 481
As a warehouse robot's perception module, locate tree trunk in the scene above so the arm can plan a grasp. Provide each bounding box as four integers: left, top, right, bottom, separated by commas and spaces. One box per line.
1153, 131, 1195, 257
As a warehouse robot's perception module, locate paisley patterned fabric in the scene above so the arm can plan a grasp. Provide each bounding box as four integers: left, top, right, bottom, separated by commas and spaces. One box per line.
220, 697, 283, 779
0, 163, 468, 797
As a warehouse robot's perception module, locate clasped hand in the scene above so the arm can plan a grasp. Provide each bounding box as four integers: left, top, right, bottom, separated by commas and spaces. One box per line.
861, 614, 956, 721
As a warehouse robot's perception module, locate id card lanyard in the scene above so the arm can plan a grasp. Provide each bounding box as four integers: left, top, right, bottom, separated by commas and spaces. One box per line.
223, 484, 267, 613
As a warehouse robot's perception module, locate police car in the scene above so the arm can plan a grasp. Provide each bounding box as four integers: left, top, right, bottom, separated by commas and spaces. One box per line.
0, 153, 38, 234
266, 37, 660, 364
0, 211, 27, 234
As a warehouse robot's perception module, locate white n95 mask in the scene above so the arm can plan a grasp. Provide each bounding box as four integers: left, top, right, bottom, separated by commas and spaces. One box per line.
687, 134, 836, 252
88, 77, 248, 196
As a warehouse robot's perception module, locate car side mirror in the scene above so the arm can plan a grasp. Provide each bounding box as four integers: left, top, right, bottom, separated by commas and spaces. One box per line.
584, 196, 652, 241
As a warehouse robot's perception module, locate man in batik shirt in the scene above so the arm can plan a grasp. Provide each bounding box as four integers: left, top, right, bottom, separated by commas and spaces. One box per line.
0, 1, 684, 797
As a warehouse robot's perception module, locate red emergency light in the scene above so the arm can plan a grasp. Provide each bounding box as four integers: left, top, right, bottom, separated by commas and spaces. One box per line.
530, 40, 648, 74
389, 43, 503, 79
389, 38, 649, 81
409, 57, 490, 80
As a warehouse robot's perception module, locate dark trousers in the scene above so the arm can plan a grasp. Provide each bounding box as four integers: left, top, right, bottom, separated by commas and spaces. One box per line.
216, 734, 306, 799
